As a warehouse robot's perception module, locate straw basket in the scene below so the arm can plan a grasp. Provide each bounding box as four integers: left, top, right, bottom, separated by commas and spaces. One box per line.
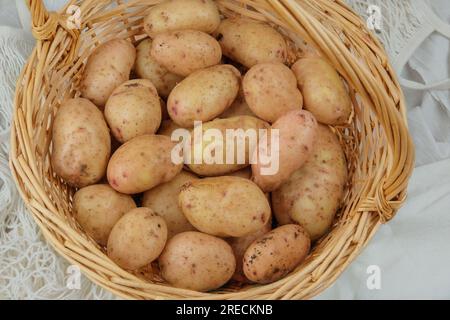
10, 0, 415, 300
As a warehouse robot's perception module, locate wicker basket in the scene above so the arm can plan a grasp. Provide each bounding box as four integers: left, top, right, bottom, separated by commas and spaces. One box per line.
10, 0, 414, 300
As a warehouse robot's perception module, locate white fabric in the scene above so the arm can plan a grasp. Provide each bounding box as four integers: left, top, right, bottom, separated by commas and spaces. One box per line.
0, 0, 449, 300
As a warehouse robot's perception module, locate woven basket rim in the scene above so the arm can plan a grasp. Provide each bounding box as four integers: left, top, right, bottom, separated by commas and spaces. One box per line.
9, 0, 415, 300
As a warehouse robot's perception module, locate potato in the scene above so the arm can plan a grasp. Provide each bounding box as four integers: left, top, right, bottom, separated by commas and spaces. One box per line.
252, 110, 318, 192
51, 98, 111, 188
227, 220, 272, 282
107, 208, 167, 270
80, 39, 136, 107
144, 0, 220, 37
186, 116, 270, 176
167, 65, 240, 128
243, 63, 303, 123
142, 171, 198, 238
243, 224, 310, 284
107, 135, 183, 194
159, 232, 235, 291
219, 88, 257, 118
214, 19, 287, 68
151, 30, 222, 77
291, 58, 352, 125
73, 185, 136, 246
158, 119, 183, 137
272, 125, 347, 240
135, 39, 183, 98
105, 79, 162, 143
179, 176, 271, 237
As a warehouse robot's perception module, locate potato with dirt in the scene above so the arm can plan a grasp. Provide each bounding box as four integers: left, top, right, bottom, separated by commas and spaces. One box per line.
80, 39, 136, 107
151, 30, 222, 77
107, 135, 183, 194
51, 98, 111, 188
186, 116, 270, 176
73, 184, 136, 246
167, 65, 240, 128
214, 19, 287, 68
104, 79, 162, 143
291, 58, 352, 125
159, 231, 236, 292
243, 224, 310, 284
243, 62, 303, 123
179, 176, 271, 237
107, 207, 167, 270
252, 110, 318, 192
144, 0, 221, 37
272, 125, 348, 240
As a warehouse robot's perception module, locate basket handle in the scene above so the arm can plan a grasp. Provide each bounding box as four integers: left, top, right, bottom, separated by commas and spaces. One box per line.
26, 0, 61, 40
26, 0, 80, 63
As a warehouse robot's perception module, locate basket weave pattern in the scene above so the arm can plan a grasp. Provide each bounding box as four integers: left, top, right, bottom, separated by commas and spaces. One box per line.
10, 0, 415, 299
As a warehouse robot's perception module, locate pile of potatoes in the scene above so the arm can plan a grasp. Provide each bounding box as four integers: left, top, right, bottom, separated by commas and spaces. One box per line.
52, 0, 351, 292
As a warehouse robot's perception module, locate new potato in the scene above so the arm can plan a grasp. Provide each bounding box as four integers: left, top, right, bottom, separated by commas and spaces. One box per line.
273, 125, 347, 240
51, 98, 111, 188
142, 171, 198, 238
292, 58, 352, 125
151, 30, 222, 77
73, 184, 136, 246
179, 176, 271, 237
80, 39, 136, 107
186, 116, 270, 176
159, 232, 236, 292
135, 39, 183, 98
168, 65, 240, 128
243, 62, 303, 123
105, 79, 162, 143
107, 135, 183, 194
144, 0, 221, 37
107, 208, 168, 270
215, 19, 287, 68
243, 224, 310, 284
252, 110, 318, 192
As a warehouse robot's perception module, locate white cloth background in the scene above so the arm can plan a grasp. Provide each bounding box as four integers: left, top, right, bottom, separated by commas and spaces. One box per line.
0, 0, 449, 300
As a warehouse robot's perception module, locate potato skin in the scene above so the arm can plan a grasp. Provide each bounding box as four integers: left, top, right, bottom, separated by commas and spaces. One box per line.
243, 63, 303, 123
227, 221, 272, 282
168, 65, 240, 128
272, 125, 347, 240
135, 39, 183, 98
80, 39, 136, 107
51, 98, 111, 188
107, 135, 183, 194
291, 58, 352, 125
105, 79, 162, 143
187, 116, 270, 176
179, 176, 271, 237
159, 231, 236, 292
151, 30, 222, 77
73, 184, 136, 246
243, 224, 310, 284
144, 0, 220, 37
252, 110, 318, 192
107, 208, 167, 270
142, 171, 198, 238
215, 19, 287, 68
